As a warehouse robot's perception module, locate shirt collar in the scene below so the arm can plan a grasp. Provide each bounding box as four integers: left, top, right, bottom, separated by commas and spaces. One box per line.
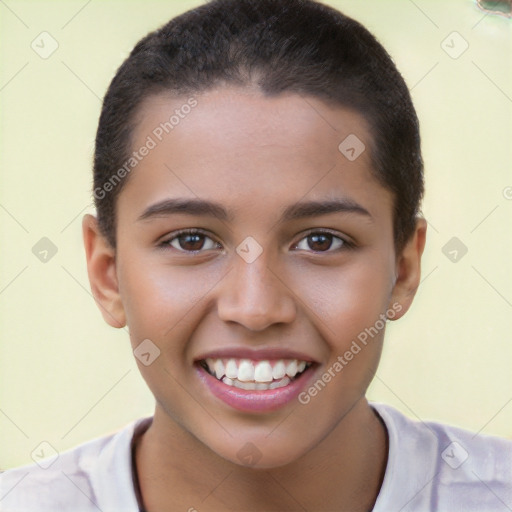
89, 417, 152, 512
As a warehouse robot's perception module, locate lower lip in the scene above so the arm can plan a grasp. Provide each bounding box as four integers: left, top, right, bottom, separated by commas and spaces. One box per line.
196, 364, 315, 413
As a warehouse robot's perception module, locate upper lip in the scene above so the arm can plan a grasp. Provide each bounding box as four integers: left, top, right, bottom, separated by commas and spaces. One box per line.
194, 347, 318, 363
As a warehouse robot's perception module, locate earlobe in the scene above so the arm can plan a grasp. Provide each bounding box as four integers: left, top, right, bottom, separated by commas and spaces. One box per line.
82, 214, 126, 328
388, 218, 427, 321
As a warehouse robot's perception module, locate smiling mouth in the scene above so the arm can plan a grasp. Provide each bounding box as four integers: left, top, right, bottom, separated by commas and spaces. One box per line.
198, 357, 313, 391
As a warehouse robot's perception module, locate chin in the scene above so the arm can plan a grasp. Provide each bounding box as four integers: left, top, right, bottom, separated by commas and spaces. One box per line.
209, 434, 316, 470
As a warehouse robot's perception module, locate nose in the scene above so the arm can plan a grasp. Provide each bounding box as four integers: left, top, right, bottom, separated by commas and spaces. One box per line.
217, 253, 297, 332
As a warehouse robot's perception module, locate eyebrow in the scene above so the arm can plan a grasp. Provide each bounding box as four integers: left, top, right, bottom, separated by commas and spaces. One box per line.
137, 197, 372, 223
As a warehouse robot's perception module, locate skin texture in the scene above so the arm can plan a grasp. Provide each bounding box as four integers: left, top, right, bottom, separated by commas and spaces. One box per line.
83, 87, 427, 511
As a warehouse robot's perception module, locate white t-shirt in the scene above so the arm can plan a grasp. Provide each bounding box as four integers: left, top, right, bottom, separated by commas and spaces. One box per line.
1, 403, 511, 511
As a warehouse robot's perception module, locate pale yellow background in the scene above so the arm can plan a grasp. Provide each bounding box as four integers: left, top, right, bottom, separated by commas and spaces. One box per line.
1, 0, 511, 469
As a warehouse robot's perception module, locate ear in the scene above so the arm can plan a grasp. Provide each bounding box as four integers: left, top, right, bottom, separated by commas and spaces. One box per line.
388, 218, 427, 320
82, 214, 126, 328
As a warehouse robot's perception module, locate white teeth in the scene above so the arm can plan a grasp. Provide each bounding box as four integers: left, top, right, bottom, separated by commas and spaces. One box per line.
272, 361, 286, 379
225, 359, 238, 379
233, 379, 252, 390
286, 360, 298, 378
238, 360, 255, 382
214, 359, 225, 379
222, 375, 291, 390
254, 361, 273, 382
269, 376, 290, 389
203, 357, 311, 385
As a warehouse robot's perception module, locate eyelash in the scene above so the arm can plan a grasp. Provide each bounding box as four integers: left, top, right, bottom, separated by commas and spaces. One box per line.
158, 228, 354, 254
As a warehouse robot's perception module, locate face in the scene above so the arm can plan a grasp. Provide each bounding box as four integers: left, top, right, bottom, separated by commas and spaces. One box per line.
84, 86, 424, 468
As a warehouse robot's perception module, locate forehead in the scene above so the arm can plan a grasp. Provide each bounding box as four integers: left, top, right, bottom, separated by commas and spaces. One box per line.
120, 87, 392, 226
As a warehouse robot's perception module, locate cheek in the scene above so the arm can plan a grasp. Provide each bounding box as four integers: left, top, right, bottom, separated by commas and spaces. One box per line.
117, 256, 221, 412
292, 259, 391, 418
118, 253, 220, 349
291, 253, 394, 344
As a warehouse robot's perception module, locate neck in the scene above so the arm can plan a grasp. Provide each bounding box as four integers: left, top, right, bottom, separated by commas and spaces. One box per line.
135, 398, 388, 511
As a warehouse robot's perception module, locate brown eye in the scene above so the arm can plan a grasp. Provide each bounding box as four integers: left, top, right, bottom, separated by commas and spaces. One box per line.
164, 230, 220, 252
294, 232, 346, 253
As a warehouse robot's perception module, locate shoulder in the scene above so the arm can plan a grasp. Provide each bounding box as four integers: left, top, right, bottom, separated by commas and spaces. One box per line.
371, 402, 512, 512
0, 417, 151, 512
